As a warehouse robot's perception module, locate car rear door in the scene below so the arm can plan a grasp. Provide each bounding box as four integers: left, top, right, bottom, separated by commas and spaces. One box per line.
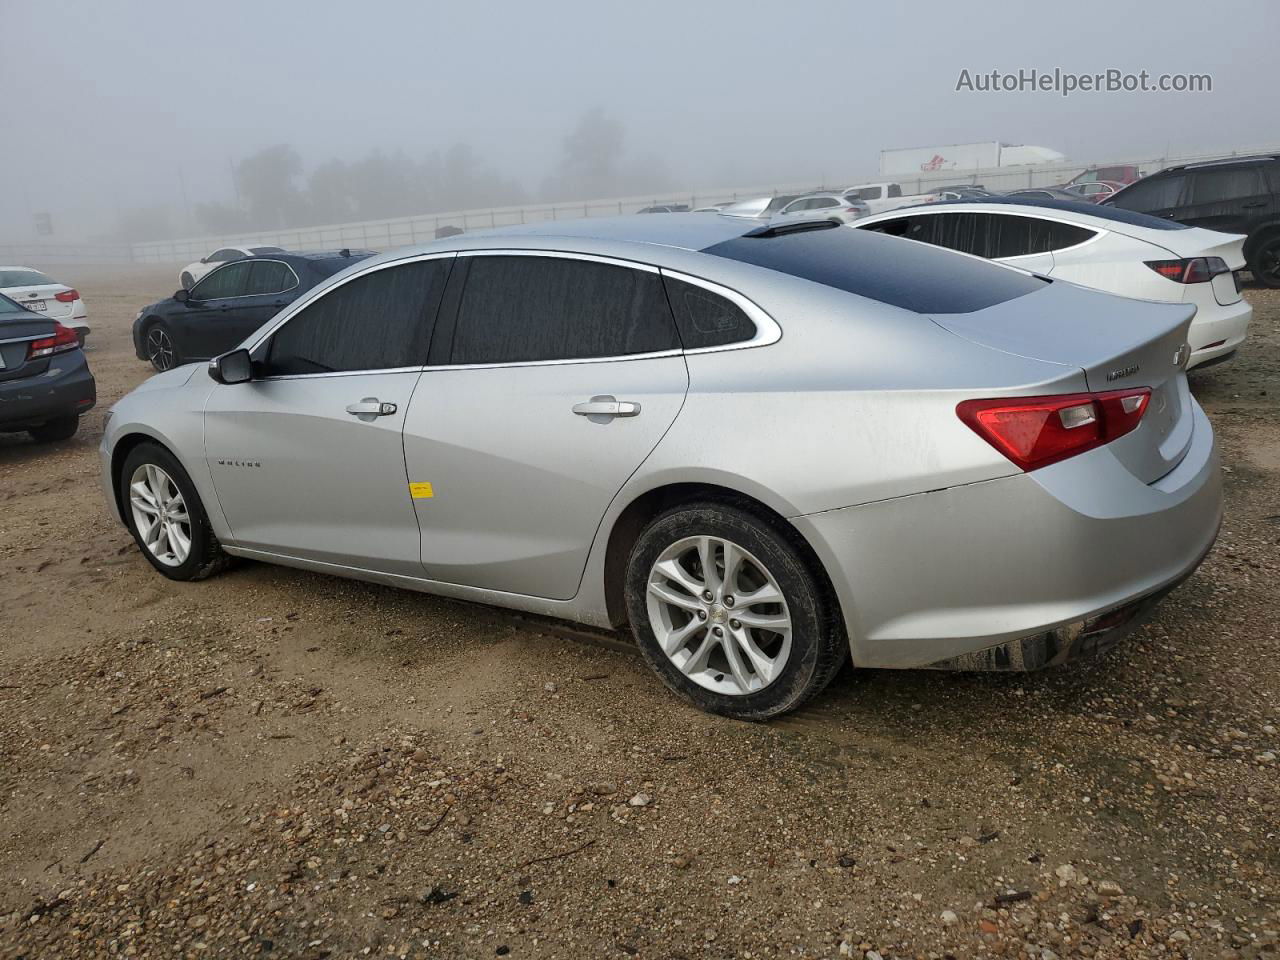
203, 255, 452, 574
402, 251, 689, 600
1180, 165, 1271, 234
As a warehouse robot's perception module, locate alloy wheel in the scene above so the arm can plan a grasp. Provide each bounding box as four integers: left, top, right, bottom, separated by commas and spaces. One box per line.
646, 535, 792, 696
1259, 240, 1280, 285
129, 463, 192, 566
146, 327, 175, 371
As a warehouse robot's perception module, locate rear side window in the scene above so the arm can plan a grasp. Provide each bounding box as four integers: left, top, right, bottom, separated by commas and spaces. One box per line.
191, 261, 252, 299
887, 184, 902, 198
1109, 174, 1186, 212
663, 277, 757, 349
245, 261, 298, 296
1190, 167, 1264, 204
868, 214, 1095, 259
704, 225, 1044, 314
267, 258, 449, 375
450, 256, 679, 364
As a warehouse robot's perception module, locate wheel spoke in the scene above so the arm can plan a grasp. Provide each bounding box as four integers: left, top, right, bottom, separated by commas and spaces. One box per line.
660, 616, 705, 656
648, 580, 703, 612
722, 540, 745, 595
719, 632, 754, 692
167, 522, 191, 562
679, 633, 716, 676
734, 609, 791, 633
697, 537, 721, 594
652, 558, 704, 598
732, 628, 779, 684
736, 582, 783, 608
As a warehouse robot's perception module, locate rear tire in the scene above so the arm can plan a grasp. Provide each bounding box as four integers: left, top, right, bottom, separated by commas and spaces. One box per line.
28, 415, 79, 443
625, 501, 846, 720
1250, 234, 1280, 288
144, 322, 180, 372
120, 442, 230, 581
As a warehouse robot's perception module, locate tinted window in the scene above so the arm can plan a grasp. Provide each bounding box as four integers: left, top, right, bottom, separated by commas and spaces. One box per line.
868, 213, 1095, 259
1191, 167, 1264, 204
1047, 221, 1096, 250
1264, 161, 1280, 194
191, 261, 252, 300
450, 256, 679, 364
810, 197, 839, 209
209, 249, 239, 262
245, 260, 297, 296
0, 293, 28, 315
267, 258, 449, 375
704, 225, 1044, 314
887, 184, 902, 198
249, 246, 284, 255
1108, 174, 1186, 212
663, 277, 757, 349
847, 187, 880, 201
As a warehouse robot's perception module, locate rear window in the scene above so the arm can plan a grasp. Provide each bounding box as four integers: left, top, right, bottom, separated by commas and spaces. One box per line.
0, 269, 54, 287
703, 226, 1044, 314
249, 246, 285, 255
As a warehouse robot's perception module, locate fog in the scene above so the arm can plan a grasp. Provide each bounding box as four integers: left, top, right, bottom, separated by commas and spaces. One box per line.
3, 0, 1276, 243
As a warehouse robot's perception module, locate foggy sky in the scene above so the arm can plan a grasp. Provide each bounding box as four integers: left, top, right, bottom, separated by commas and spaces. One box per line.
3, 0, 1277, 242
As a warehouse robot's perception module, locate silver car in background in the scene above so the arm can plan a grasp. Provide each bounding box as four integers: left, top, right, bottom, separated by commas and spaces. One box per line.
100, 216, 1221, 719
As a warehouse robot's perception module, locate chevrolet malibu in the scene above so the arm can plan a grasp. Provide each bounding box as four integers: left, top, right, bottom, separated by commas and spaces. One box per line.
99, 216, 1222, 719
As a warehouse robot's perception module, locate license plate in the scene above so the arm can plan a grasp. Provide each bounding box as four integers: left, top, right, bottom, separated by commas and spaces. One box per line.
24, 299, 46, 312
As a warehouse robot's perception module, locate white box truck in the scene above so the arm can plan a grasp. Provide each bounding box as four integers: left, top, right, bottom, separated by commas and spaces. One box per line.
880, 142, 1065, 175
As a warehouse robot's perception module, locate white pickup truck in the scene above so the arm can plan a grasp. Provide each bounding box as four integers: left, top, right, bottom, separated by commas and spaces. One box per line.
841, 182, 939, 215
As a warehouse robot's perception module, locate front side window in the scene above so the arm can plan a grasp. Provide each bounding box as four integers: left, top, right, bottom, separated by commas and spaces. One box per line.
1191, 167, 1263, 204
244, 261, 298, 296
191, 261, 253, 300
450, 256, 679, 364
267, 258, 449, 375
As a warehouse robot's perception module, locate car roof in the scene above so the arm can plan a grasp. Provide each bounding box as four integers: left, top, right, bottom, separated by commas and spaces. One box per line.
1159, 153, 1280, 173
465, 213, 762, 250
860, 197, 1190, 232
0, 265, 49, 272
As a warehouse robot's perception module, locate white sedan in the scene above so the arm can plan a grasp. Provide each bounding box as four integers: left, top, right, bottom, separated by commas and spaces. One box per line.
180, 244, 286, 289
0, 266, 90, 345
854, 198, 1252, 368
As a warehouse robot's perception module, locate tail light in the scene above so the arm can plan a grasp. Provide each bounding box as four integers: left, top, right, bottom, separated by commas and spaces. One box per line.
27, 322, 81, 359
54, 289, 80, 303
957, 388, 1152, 471
1145, 257, 1229, 283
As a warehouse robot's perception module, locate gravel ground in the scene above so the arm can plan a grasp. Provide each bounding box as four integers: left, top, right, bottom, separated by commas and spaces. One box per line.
0, 266, 1276, 959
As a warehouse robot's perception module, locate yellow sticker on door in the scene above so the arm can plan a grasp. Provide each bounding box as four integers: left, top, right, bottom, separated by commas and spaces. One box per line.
409, 482, 434, 500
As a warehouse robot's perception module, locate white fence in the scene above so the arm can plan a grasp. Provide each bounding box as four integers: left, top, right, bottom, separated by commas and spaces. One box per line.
8, 142, 1280, 266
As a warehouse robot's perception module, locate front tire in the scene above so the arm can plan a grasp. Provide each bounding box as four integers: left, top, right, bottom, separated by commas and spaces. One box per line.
1250, 235, 1280, 288
28, 415, 79, 443
144, 322, 180, 372
625, 501, 846, 720
120, 442, 229, 581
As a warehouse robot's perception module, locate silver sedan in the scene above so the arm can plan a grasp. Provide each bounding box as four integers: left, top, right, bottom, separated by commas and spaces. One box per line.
100, 215, 1221, 719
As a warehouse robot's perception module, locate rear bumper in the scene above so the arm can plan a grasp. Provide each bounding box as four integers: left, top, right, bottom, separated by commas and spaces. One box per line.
792, 400, 1222, 670
1188, 297, 1250, 368
0, 351, 97, 431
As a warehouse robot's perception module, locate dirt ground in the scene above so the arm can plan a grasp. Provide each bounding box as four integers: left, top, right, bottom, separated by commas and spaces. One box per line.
0, 265, 1276, 960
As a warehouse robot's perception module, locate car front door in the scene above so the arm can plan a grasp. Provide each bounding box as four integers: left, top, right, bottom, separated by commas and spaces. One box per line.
1181, 166, 1270, 234
402, 252, 689, 601
180, 261, 255, 358
202, 255, 453, 575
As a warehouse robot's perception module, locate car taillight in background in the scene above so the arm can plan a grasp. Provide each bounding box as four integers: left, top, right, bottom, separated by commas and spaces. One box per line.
28, 322, 81, 359
1145, 257, 1230, 284
957, 388, 1152, 471
54, 289, 80, 303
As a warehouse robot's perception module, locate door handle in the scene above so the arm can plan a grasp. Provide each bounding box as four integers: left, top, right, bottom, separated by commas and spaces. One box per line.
346, 398, 397, 419
1242, 201, 1269, 208
572, 395, 641, 418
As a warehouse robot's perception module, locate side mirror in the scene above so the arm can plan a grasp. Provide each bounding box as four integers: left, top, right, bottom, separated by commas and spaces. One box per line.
208, 348, 253, 385
174, 288, 190, 304
200, 257, 210, 264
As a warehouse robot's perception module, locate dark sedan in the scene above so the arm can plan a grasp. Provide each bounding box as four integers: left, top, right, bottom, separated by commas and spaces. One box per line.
0, 293, 96, 442
133, 250, 374, 371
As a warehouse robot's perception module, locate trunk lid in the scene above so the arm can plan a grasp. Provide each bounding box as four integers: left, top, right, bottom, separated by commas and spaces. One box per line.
932, 281, 1196, 484
1140, 227, 1247, 307
0, 315, 56, 380
2, 283, 75, 320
